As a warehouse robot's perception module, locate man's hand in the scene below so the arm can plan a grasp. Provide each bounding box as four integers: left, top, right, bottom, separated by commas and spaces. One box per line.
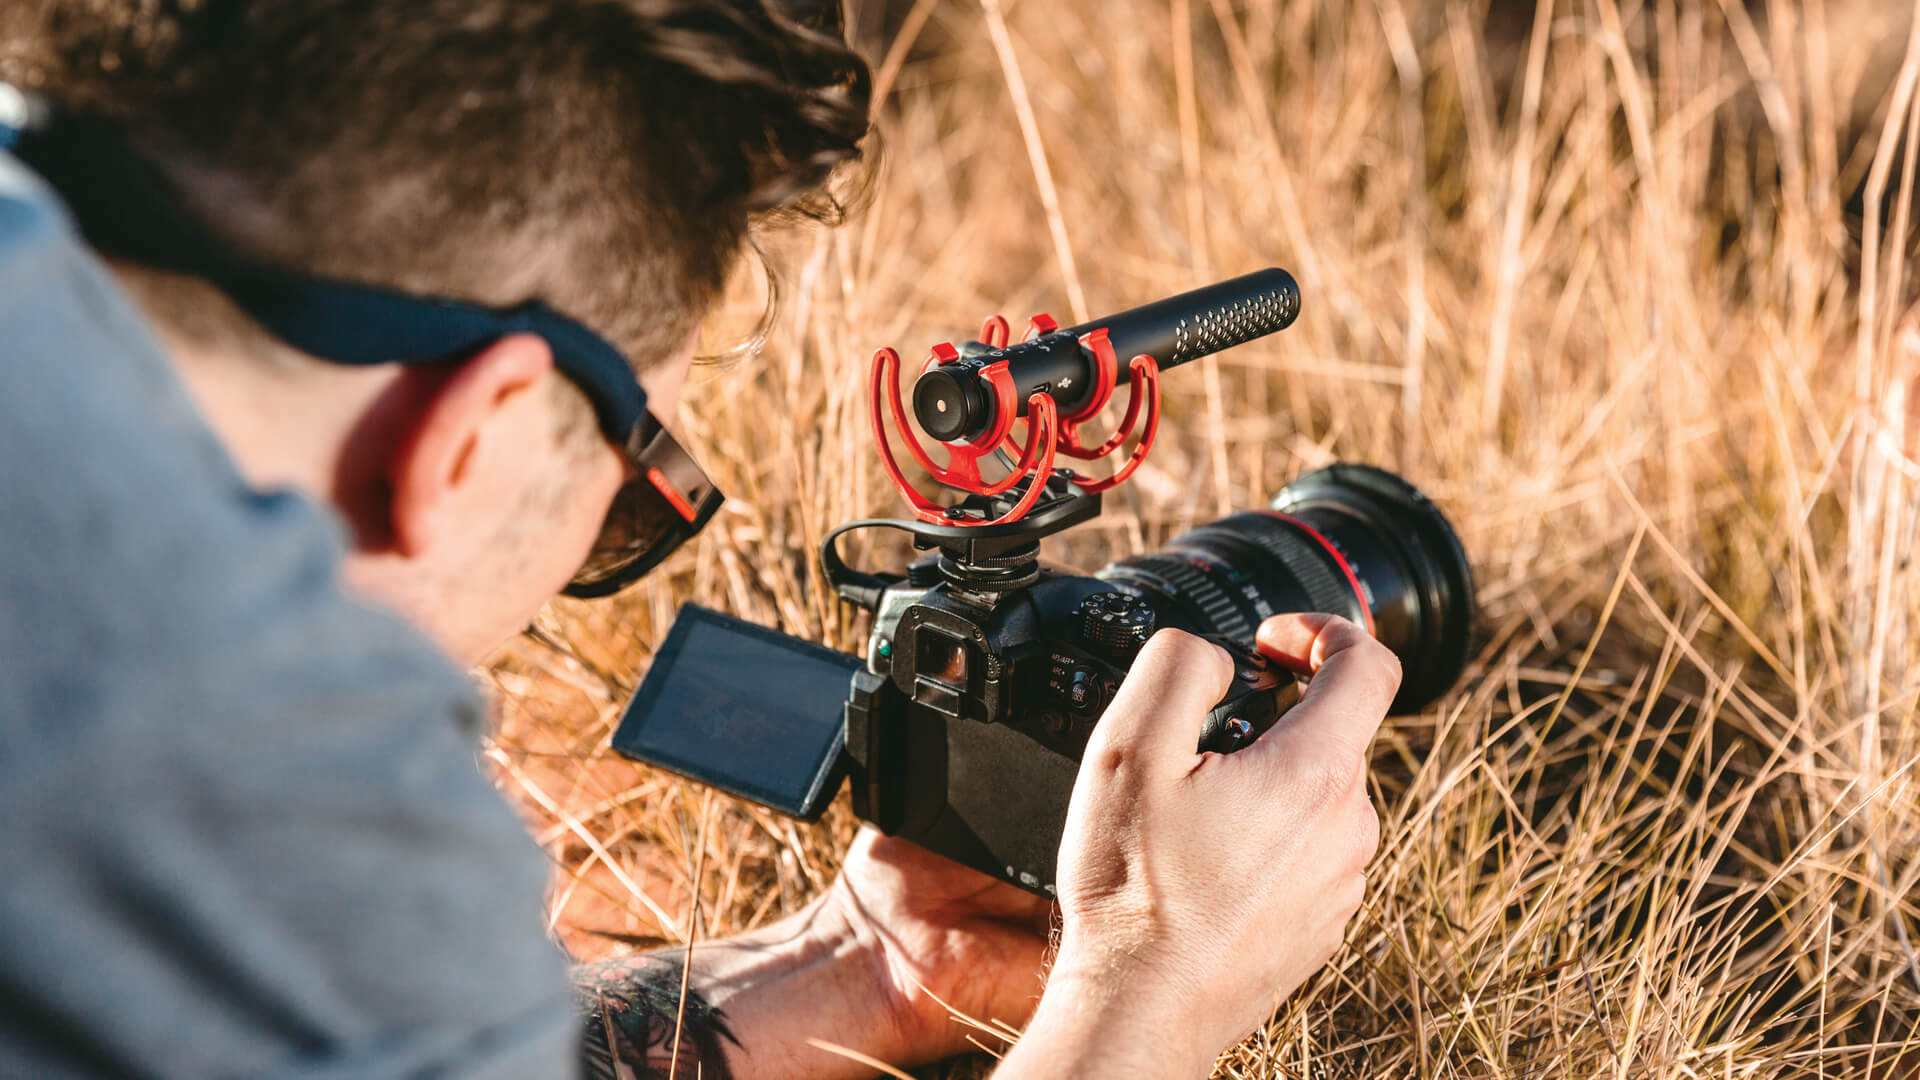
999, 613, 1400, 1078
828, 830, 1055, 1056
576, 830, 1055, 1078
581, 612, 1395, 1079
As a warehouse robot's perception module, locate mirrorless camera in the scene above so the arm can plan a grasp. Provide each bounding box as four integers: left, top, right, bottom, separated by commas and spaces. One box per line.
613, 271, 1476, 895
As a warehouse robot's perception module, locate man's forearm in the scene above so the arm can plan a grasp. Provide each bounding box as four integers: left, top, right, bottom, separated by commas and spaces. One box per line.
574, 896, 921, 1080
572, 895, 1220, 1080
991, 964, 1215, 1080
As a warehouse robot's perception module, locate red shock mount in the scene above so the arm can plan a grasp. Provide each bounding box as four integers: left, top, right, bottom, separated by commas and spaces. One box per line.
869, 312, 1163, 526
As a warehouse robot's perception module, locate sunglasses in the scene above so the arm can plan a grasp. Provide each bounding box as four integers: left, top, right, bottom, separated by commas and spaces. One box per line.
5, 89, 724, 597
564, 415, 724, 598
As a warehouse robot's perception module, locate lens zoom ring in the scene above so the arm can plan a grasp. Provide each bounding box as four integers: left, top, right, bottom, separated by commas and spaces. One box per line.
1104, 554, 1252, 642
1236, 517, 1365, 618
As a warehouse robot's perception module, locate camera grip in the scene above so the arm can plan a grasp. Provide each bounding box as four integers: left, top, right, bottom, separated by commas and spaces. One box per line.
1196, 647, 1300, 754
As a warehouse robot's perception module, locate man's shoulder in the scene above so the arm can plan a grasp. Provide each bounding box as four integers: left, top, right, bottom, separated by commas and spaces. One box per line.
0, 151, 576, 1078
0, 149, 470, 748
0, 150, 68, 257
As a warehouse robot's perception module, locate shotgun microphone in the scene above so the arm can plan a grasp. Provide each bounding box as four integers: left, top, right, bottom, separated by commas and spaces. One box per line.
910, 267, 1301, 443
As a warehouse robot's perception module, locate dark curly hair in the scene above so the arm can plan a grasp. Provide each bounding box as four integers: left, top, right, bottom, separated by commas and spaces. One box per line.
0, 0, 871, 371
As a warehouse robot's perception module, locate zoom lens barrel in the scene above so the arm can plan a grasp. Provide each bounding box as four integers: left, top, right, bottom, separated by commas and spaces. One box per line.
1096, 464, 1475, 714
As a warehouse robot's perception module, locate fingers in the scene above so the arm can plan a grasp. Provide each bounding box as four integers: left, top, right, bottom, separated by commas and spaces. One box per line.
1257, 613, 1400, 732
1255, 611, 1332, 674
1088, 628, 1235, 774
1244, 613, 1401, 781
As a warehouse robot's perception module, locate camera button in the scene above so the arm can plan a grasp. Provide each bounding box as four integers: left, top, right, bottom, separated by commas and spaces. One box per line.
1067, 669, 1097, 711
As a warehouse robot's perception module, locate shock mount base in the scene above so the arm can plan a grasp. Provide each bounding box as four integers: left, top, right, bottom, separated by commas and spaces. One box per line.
870, 310, 1162, 527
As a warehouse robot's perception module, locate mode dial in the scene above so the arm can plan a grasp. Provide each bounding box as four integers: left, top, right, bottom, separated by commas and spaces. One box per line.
1078, 592, 1156, 663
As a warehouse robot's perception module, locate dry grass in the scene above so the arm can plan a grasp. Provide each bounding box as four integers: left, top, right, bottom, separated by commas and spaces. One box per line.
487, 0, 1920, 1075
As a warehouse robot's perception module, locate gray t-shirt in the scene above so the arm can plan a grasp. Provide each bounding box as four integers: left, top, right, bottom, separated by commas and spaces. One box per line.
0, 154, 577, 1075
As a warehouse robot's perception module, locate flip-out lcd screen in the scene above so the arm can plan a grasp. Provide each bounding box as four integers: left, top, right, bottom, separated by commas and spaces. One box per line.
613, 604, 860, 819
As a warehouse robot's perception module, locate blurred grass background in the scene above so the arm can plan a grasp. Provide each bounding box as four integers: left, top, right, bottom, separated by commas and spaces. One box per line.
487, 0, 1920, 1074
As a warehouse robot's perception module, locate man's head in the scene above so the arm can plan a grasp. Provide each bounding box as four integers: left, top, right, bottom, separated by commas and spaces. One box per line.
1, 0, 869, 661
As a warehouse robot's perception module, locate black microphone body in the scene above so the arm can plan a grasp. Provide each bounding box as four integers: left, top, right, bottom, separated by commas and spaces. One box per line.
911, 268, 1301, 443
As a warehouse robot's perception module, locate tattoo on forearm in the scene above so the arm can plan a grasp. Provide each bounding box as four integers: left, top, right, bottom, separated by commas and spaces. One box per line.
574, 954, 739, 1080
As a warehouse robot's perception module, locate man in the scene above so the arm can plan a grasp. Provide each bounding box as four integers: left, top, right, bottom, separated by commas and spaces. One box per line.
0, 2, 1396, 1077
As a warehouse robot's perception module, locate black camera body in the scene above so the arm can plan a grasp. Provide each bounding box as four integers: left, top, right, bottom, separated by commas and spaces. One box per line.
617, 465, 1473, 896
838, 479, 1300, 893
612, 271, 1476, 896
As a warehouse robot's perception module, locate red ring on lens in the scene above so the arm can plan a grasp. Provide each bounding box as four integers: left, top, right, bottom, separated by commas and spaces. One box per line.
1259, 511, 1375, 637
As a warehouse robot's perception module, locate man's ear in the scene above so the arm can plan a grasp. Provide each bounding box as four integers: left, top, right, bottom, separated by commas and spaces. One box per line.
389, 333, 556, 559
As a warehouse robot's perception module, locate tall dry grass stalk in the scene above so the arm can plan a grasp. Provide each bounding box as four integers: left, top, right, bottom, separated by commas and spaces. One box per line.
489, 0, 1920, 1074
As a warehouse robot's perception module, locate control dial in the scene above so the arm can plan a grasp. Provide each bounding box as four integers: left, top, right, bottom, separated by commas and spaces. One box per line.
1078, 591, 1155, 663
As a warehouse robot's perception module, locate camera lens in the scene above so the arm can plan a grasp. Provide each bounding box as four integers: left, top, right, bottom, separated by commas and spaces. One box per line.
1095, 463, 1475, 713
